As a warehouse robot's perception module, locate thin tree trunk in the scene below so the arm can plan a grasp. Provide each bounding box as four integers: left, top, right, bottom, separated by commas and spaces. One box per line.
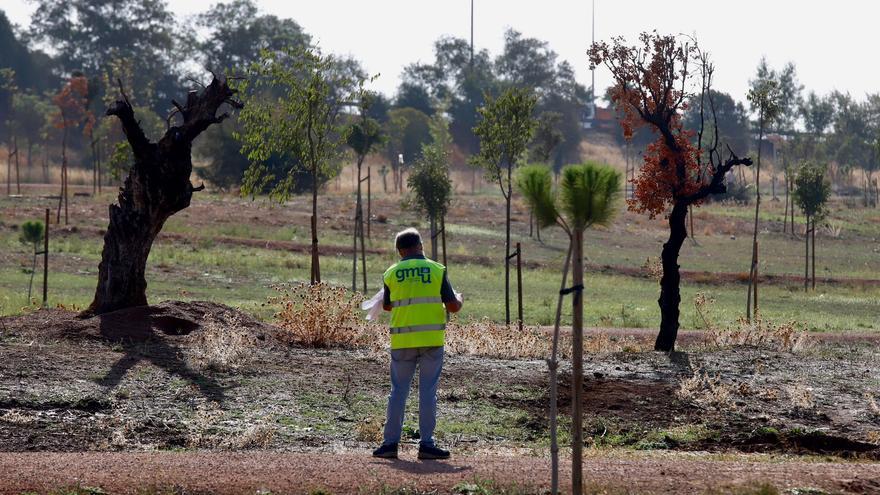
505, 163, 512, 325
804, 214, 810, 292
91, 137, 98, 195
441, 215, 447, 267
57, 123, 68, 224
360, 208, 367, 293
28, 250, 37, 302
26, 140, 33, 181
42, 142, 49, 184
13, 135, 20, 194
352, 159, 362, 292
655, 202, 688, 352
783, 168, 789, 234
746, 118, 764, 321
811, 216, 816, 290
571, 228, 585, 495
5, 136, 10, 195
430, 216, 438, 260
548, 241, 572, 495
311, 167, 321, 284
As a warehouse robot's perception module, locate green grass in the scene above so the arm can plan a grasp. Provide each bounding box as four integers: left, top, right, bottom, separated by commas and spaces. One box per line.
3, 191, 880, 331
3, 224, 880, 331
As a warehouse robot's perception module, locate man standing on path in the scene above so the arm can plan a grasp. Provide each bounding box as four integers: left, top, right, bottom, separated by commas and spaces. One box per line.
373, 228, 462, 460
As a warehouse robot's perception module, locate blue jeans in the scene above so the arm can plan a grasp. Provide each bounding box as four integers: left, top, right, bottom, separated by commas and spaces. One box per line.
382, 346, 444, 447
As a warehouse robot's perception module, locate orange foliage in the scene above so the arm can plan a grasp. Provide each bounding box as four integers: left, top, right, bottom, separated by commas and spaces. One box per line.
591, 33, 710, 219
52, 76, 95, 136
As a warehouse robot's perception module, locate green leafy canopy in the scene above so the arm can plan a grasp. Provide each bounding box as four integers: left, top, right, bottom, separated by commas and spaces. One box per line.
516, 162, 622, 234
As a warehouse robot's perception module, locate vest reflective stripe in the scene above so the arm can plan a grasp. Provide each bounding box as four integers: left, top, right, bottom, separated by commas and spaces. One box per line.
391, 297, 443, 308
383, 257, 447, 350
390, 323, 446, 334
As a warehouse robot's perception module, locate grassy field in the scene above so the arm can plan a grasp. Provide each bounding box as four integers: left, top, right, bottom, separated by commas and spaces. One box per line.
1, 182, 879, 332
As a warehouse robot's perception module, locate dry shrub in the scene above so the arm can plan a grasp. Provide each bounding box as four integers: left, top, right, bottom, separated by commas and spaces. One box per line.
693, 292, 717, 331
445, 318, 549, 359
225, 422, 277, 449
866, 394, 880, 418
706, 317, 813, 353
785, 383, 815, 409
188, 313, 255, 371
0, 410, 33, 425
677, 371, 734, 410
355, 415, 385, 443
867, 431, 880, 445
583, 333, 646, 354
697, 293, 813, 352
642, 257, 663, 282
271, 283, 366, 348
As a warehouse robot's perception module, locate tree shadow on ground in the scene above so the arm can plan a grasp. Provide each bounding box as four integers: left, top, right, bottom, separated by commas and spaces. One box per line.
93, 307, 226, 403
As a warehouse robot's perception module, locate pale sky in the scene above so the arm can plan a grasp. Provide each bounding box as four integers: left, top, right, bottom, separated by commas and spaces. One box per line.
5, 0, 879, 105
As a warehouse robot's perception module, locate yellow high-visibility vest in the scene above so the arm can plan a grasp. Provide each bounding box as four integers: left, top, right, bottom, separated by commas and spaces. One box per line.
383, 257, 447, 349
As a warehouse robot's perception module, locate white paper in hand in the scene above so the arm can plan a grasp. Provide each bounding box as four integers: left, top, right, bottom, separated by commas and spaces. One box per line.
362, 287, 385, 321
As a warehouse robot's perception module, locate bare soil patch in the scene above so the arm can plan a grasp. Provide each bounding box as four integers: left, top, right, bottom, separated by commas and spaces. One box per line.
2, 303, 880, 492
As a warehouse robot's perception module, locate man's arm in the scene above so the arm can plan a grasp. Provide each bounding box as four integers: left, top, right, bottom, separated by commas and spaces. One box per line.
382, 283, 392, 311
441, 271, 462, 313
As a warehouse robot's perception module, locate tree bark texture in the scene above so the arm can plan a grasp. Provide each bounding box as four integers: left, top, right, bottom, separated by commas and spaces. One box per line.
654, 202, 688, 352
85, 78, 240, 316
570, 228, 585, 495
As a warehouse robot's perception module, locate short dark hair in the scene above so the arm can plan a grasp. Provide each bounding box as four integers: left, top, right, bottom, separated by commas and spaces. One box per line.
395, 228, 422, 250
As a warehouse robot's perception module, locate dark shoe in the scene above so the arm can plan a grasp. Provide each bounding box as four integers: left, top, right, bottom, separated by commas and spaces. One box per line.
372, 443, 398, 459
417, 444, 450, 460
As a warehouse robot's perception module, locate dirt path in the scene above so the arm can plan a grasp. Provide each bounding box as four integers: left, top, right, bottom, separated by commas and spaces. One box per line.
2, 452, 879, 494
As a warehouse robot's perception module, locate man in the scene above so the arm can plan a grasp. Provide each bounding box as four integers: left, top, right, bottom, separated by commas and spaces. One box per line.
372, 228, 462, 460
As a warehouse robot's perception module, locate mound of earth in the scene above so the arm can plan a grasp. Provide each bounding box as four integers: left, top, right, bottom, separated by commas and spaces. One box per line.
1, 300, 272, 344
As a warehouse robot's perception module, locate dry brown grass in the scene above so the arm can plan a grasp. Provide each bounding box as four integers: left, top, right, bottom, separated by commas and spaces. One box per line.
355, 415, 385, 443
706, 317, 813, 353
187, 313, 256, 371
445, 318, 551, 359
226, 422, 277, 449
696, 294, 813, 353
641, 257, 663, 282
677, 371, 735, 410
266, 285, 648, 359
271, 283, 367, 348
866, 393, 880, 418
785, 383, 815, 410
0, 164, 94, 186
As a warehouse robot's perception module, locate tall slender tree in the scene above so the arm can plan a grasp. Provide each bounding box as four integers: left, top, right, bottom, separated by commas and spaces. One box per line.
347, 90, 384, 292
590, 33, 753, 351
408, 142, 453, 260
51, 75, 93, 224
237, 46, 360, 284
745, 67, 782, 320
793, 162, 830, 291
471, 87, 537, 324
517, 162, 621, 495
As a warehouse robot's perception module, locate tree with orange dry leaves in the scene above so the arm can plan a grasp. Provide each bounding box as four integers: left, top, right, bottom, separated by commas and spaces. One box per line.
52, 74, 94, 224
589, 33, 753, 352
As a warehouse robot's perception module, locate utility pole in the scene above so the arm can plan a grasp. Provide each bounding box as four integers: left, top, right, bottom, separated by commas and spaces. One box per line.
470, 0, 474, 66
591, 0, 596, 115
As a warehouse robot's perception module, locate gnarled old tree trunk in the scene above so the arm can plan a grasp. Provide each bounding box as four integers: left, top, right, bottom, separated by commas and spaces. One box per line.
82, 77, 241, 316
655, 201, 688, 352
